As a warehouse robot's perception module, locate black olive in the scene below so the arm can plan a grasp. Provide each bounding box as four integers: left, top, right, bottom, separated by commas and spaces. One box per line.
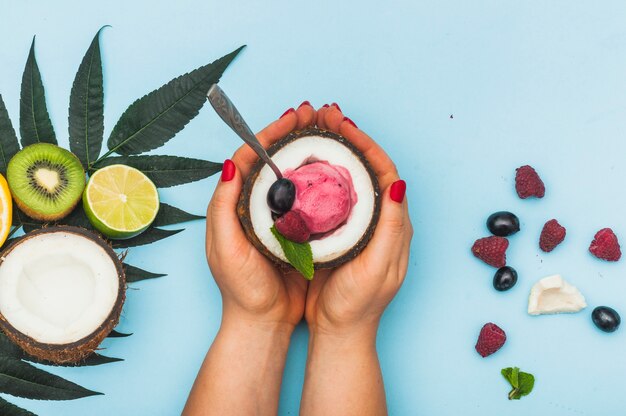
493, 266, 518, 291
487, 211, 520, 237
267, 178, 296, 214
592, 306, 621, 333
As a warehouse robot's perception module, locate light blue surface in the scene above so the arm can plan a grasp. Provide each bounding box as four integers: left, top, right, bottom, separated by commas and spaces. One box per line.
2, 1, 626, 414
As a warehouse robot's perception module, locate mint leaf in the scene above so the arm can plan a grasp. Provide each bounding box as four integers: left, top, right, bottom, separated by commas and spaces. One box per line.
502, 367, 535, 400
501, 367, 516, 386
271, 225, 314, 280
517, 372, 535, 398
511, 367, 519, 388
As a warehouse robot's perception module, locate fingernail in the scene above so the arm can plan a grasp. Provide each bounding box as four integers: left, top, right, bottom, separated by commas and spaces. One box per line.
390, 180, 406, 203
322, 104, 330, 108
280, 108, 295, 119
298, 100, 311, 109
221, 159, 235, 182
331, 102, 342, 112
343, 117, 357, 128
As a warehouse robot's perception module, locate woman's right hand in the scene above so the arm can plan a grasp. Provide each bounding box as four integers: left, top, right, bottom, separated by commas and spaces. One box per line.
305, 104, 413, 337
300, 104, 412, 416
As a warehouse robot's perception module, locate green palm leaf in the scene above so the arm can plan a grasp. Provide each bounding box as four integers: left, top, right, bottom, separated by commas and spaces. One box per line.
103, 45, 244, 157
0, 94, 20, 176
124, 263, 167, 283
20, 37, 56, 146
112, 227, 183, 248
0, 356, 101, 400
94, 155, 222, 187
153, 203, 204, 226
69, 27, 106, 169
107, 330, 132, 338
0, 396, 36, 416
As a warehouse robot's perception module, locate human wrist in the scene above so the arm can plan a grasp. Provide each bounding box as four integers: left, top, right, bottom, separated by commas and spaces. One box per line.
214, 313, 294, 376
193, 308, 293, 416
220, 309, 296, 340
307, 319, 379, 350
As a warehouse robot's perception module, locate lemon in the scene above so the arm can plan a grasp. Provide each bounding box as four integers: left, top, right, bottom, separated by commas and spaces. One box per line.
0, 173, 13, 246
83, 165, 159, 239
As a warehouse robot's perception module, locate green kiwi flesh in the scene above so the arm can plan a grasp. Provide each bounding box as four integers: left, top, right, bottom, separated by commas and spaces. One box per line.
7, 143, 85, 221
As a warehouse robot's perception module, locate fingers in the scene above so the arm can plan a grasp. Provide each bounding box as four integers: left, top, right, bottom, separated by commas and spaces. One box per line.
324, 103, 344, 131
339, 120, 398, 190
316, 104, 330, 129
232, 110, 297, 178
317, 103, 398, 190
206, 159, 246, 251
295, 101, 316, 130
231, 102, 317, 178
361, 179, 412, 276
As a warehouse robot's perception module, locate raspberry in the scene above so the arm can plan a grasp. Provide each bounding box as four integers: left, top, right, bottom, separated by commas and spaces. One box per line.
539, 219, 566, 252
515, 165, 545, 199
475, 323, 507, 357
274, 210, 311, 243
471, 236, 508, 268
589, 228, 621, 262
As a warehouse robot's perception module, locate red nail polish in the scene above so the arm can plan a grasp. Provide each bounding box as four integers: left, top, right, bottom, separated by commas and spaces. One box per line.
322, 104, 330, 108
331, 102, 342, 112
298, 100, 311, 109
280, 108, 295, 119
221, 159, 235, 182
390, 180, 406, 203
343, 117, 357, 128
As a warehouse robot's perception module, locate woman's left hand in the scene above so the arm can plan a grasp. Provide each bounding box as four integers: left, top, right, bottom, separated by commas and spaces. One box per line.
205, 104, 317, 329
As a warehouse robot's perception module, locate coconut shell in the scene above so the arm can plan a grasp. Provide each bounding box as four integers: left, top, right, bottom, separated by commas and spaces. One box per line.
0, 226, 126, 364
238, 127, 381, 270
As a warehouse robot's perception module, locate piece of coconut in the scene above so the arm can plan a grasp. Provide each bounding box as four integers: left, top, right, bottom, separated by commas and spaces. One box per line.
527, 274, 587, 315
0, 226, 125, 364
238, 128, 381, 269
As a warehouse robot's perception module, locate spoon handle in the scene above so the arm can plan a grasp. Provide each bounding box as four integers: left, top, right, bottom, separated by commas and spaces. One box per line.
207, 84, 283, 179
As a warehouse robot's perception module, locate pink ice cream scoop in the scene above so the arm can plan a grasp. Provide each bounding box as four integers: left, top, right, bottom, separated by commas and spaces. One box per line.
282, 161, 357, 235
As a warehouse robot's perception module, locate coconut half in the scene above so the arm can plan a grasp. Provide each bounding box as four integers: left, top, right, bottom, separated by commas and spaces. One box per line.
238, 128, 381, 269
0, 226, 125, 364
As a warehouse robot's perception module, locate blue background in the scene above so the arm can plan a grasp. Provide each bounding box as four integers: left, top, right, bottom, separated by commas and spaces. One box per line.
2, 1, 626, 414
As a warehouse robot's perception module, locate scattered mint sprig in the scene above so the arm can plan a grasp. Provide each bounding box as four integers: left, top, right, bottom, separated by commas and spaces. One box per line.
501, 367, 535, 400
271, 225, 314, 280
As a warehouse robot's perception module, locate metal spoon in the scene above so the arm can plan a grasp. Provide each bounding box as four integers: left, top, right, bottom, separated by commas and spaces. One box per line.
207, 84, 283, 179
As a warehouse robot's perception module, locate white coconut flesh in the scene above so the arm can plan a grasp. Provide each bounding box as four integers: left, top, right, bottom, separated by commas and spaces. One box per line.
0, 231, 120, 345
250, 135, 376, 263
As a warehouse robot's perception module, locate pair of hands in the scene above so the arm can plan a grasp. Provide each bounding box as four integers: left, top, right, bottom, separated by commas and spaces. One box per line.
205, 103, 413, 338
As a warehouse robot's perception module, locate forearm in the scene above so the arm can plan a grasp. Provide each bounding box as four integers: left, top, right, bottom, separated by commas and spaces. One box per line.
183, 315, 294, 416
300, 325, 387, 416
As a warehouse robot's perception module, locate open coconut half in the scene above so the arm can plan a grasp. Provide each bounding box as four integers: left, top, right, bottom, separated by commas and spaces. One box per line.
0, 226, 125, 364
238, 128, 381, 269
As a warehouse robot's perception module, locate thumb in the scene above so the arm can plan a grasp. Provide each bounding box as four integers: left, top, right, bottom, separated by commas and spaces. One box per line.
363, 179, 410, 257
206, 159, 244, 248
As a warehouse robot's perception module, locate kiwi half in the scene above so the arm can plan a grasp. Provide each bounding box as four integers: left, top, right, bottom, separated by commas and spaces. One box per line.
7, 143, 85, 221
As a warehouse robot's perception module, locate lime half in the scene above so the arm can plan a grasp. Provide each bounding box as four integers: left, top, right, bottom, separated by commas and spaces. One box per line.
83, 164, 159, 239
